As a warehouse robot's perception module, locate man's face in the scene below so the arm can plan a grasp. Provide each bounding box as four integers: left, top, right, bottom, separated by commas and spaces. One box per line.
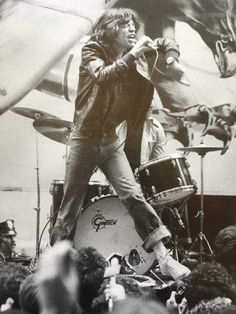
1, 235, 16, 251
115, 19, 137, 50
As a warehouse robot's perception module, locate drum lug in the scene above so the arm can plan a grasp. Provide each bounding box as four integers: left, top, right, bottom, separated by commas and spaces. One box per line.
151, 185, 157, 194
185, 160, 190, 168
98, 186, 102, 197
145, 168, 150, 176
108, 186, 115, 195
171, 160, 176, 168
177, 177, 183, 186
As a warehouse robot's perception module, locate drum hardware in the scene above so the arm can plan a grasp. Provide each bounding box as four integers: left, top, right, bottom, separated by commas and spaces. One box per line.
161, 200, 192, 263
177, 178, 183, 186
10, 108, 54, 259
11, 107, 59, 120
149, 269, 164, 283
178, 142, 223, 263
34, 128, 41, 259
151, 186, 157, 195
171, 207, 185, 229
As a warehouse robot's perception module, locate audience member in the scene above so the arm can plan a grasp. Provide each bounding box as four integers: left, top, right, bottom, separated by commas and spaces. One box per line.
0, 220, 17, 258
3, 238, 236, 314
35, 241, 81, 314
190, 297, 232, 313
107, 296, 169, 314
213, 225, 236, 283
214, 305, 236, 313
0, 263, 30, 309
19, 274, 39, 314
73, 247, 107, 313
1, 298, 14, 312
184, 262, 236, 311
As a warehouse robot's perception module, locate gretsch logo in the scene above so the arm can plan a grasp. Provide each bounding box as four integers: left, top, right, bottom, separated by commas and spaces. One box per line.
91, 210, 117, 232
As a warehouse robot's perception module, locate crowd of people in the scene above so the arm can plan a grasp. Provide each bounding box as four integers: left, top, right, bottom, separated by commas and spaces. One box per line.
0, 224, 236, 314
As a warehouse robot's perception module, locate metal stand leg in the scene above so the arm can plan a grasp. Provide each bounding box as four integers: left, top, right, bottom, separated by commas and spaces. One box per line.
34, 130, 41, 260
184, 203, 192, 245
188, 153, 213, 263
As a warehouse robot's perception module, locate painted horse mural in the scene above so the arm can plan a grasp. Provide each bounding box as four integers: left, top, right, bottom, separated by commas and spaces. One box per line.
110, 0, 236, 151
112, 0, 236, 78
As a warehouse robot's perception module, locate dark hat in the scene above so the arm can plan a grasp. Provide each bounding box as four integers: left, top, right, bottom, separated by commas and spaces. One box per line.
0, 219, 17, 236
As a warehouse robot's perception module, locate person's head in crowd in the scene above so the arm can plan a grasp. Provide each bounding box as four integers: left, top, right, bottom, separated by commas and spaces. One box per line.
107, 296, 169, 314
0, 219, 17, 258
91, 274, 157, 313
73, 246, 107, 312
19, 274, 39, 314
213, 225, 236, 282
0, 263, 30, 309
214, 305, 236, 313
189, 297, 232, 313
185, 262, 236, 310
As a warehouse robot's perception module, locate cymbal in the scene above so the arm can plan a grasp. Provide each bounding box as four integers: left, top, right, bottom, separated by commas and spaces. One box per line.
11, 107, 59, 120
177, 145, 223, 154
33, 118, 73, 144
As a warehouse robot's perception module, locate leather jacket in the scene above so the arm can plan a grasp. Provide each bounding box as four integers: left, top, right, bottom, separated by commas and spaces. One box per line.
73, 36, 179, 139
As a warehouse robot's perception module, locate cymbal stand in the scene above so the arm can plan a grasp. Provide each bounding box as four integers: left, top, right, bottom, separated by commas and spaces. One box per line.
34, 128, 41, 260
188, 147, 213, 263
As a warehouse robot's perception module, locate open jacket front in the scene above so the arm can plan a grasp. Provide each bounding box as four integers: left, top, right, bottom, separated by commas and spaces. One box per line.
73, 37, 179, 139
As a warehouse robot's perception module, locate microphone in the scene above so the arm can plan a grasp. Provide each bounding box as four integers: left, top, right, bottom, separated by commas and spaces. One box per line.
147, 42, 158, 50
173, 208, 185, 229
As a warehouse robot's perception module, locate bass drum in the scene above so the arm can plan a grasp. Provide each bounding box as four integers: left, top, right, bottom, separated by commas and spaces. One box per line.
74, 195, 156, 275
49, 179, 113, 233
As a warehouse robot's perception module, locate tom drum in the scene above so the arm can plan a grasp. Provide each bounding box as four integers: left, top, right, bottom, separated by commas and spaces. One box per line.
136, 154, 197, 206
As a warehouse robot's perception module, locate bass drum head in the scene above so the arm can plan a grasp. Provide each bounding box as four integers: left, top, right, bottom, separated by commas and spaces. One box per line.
74, 195, 156, 275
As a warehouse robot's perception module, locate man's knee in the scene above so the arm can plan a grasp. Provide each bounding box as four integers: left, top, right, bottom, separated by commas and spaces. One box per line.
121, 192, 146, 208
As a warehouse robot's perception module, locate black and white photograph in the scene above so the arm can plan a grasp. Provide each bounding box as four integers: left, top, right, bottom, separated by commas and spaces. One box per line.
0, 0, 236, 313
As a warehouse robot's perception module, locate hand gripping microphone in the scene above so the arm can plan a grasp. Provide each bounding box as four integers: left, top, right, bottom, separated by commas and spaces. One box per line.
147, 42, 158, 50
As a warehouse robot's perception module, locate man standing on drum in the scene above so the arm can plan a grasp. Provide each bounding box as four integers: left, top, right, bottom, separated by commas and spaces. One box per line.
50, 8, 190, 280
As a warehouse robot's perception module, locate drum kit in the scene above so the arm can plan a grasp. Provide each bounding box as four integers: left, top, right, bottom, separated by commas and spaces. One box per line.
11, 107, 223, 272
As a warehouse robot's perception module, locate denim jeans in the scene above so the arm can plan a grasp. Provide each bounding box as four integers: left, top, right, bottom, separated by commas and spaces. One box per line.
50, 132, 170, 252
